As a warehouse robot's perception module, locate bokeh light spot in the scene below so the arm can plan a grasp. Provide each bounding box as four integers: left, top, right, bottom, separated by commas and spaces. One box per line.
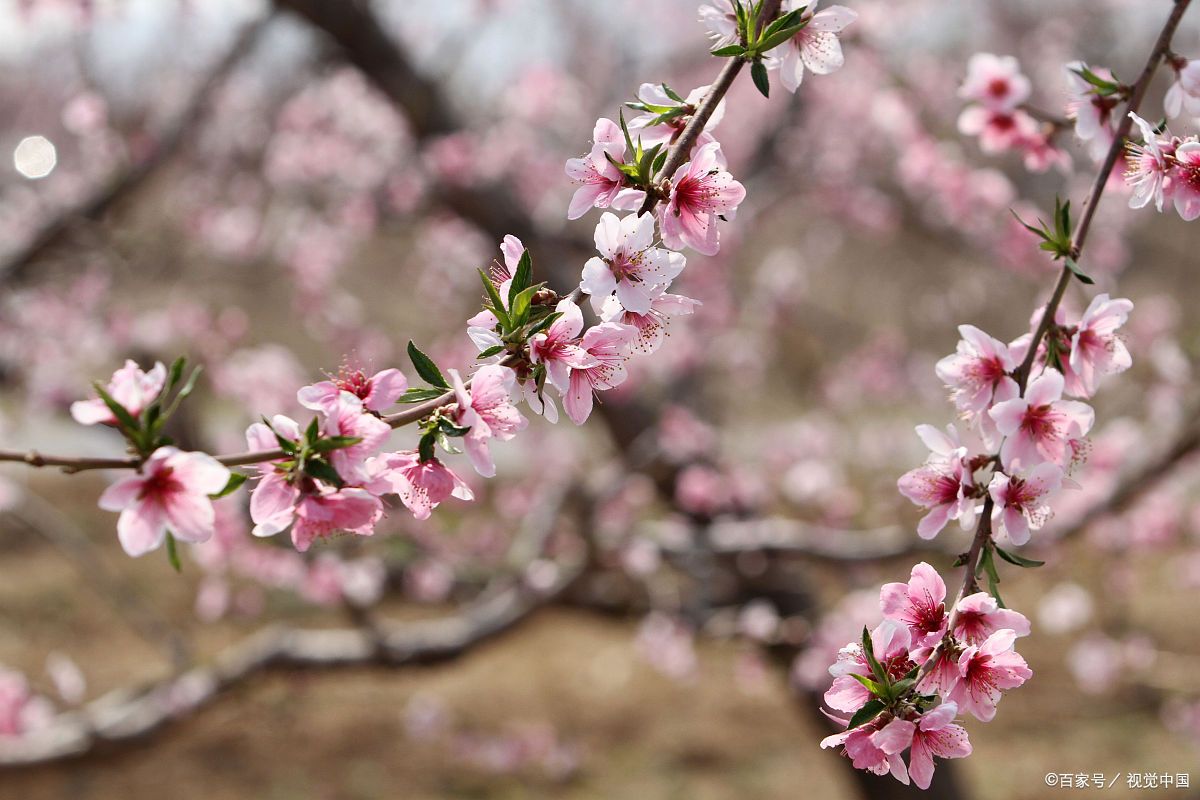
13, 135, 57, 179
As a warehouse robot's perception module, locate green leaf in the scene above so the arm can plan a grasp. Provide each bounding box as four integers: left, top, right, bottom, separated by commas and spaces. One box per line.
175, 365, 203, 403
1010, 208, 1053, 242
305, 416, 320, 445
652, 147, 668, 176
847, 699, 886, 730
618, 109, 636, 155
890, 677, 917, 698
660, 83, 686, 103
1064, 257, 1094, 285
166, 356, 186, 393
995, 546, 1045, 568
979, 547, 1006, 608
310, 435, 363, 454
477, 269, 512, 331
756, 22, 807, 54
92, 382, 141, 436
508, 249, 533, 306
861, 627, 889, 687
165, 532, 182, 573
437, 417, 471, 438
209, 471, 248, 499
1071, 66, 1121, 96
751, 59, 770, 98
711, 44, 747, 57
407, 340, 451, 389
849, 673, 886, 697
524, 311, 562, 338
397, 387, 447, 404
1055, 198, 1071, 241
418, 431, 437, 463
637, 143, 661, 183
476, 345, 506, 360
508, 283, 542, 329
304, 458, 344, 489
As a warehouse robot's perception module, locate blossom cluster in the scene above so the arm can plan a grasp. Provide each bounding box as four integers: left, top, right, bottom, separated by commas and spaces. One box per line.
820, 289, 1134, 785
58, 1, 859, 562
957, 53, 1070, 173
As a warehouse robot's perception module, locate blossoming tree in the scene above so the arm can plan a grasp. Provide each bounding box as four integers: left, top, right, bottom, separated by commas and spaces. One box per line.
1, 0, 1199, 796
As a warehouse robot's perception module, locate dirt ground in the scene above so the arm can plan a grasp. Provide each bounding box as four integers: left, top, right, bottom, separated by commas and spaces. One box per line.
0, 573, 1196, 800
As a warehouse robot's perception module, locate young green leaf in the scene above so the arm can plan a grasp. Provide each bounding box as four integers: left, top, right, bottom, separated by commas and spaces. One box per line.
849, 672, 887, 697
310, 435, 363, 454
209, 471, 248, 499
92, 383, 141, 437
418, 430, 438, 463
477, 269, 512, 330
994, 546, 1046, 568
711, 44, 747, 57
166, 356, 187, 393
166, 532, 182, 573
861, 627, 889, 687
304, 458, 344, 488
509, 249, 533, 305
1064, 257, 1095, 285
407, 340, 451, 389
660, 83, 686, 103
398, 387, 448, 404
847, 699, 887, 730
751, 59, 771, 98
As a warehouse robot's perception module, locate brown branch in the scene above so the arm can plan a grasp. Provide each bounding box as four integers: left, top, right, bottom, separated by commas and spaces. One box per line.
0, 496, 585, 768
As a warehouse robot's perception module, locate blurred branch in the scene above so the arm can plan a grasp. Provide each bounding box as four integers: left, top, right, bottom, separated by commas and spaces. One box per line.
0, 15, 274, 285
6, 491, 193, 669
649, 517, 945, 562
1053, 412, 1200, 542
0, 493, 584, 768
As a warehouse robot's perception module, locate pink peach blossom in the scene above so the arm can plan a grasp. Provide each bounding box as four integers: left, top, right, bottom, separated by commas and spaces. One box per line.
824, 620, 914, 714
698, 0, 738, 47
1061, 294, 1133, 398
1125, 113, 1172, 212
907, 702, 972, 790
627, 83, 724, 150
1065, 62, 1119, 162
600, 289, 701, 355
989, 369, 1094, 470
528, 299, 597, 393
1165, 59, 1200, 118
288, 488, 383, 553
320, 391, 392, 483
564, 322, 638, 425
988, 462, 1063, 545
1169, 140, 1200, 221
580, 212, 685, 314
564, 118, 636, 220
897, 424, 977, 539
770, 0, 858, 94
958, 53, 1030, 112
949, 628, 1032, 721
450, 365, 527, 478
298, 367, 407, 413
952, 592, 1031, 646
98, 446, 231, 557
70, 359, 166, 426
372, 450, 473, 521
880, 562, 948, 651
659, 141, 745, 256
935, 325, 1019, 448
